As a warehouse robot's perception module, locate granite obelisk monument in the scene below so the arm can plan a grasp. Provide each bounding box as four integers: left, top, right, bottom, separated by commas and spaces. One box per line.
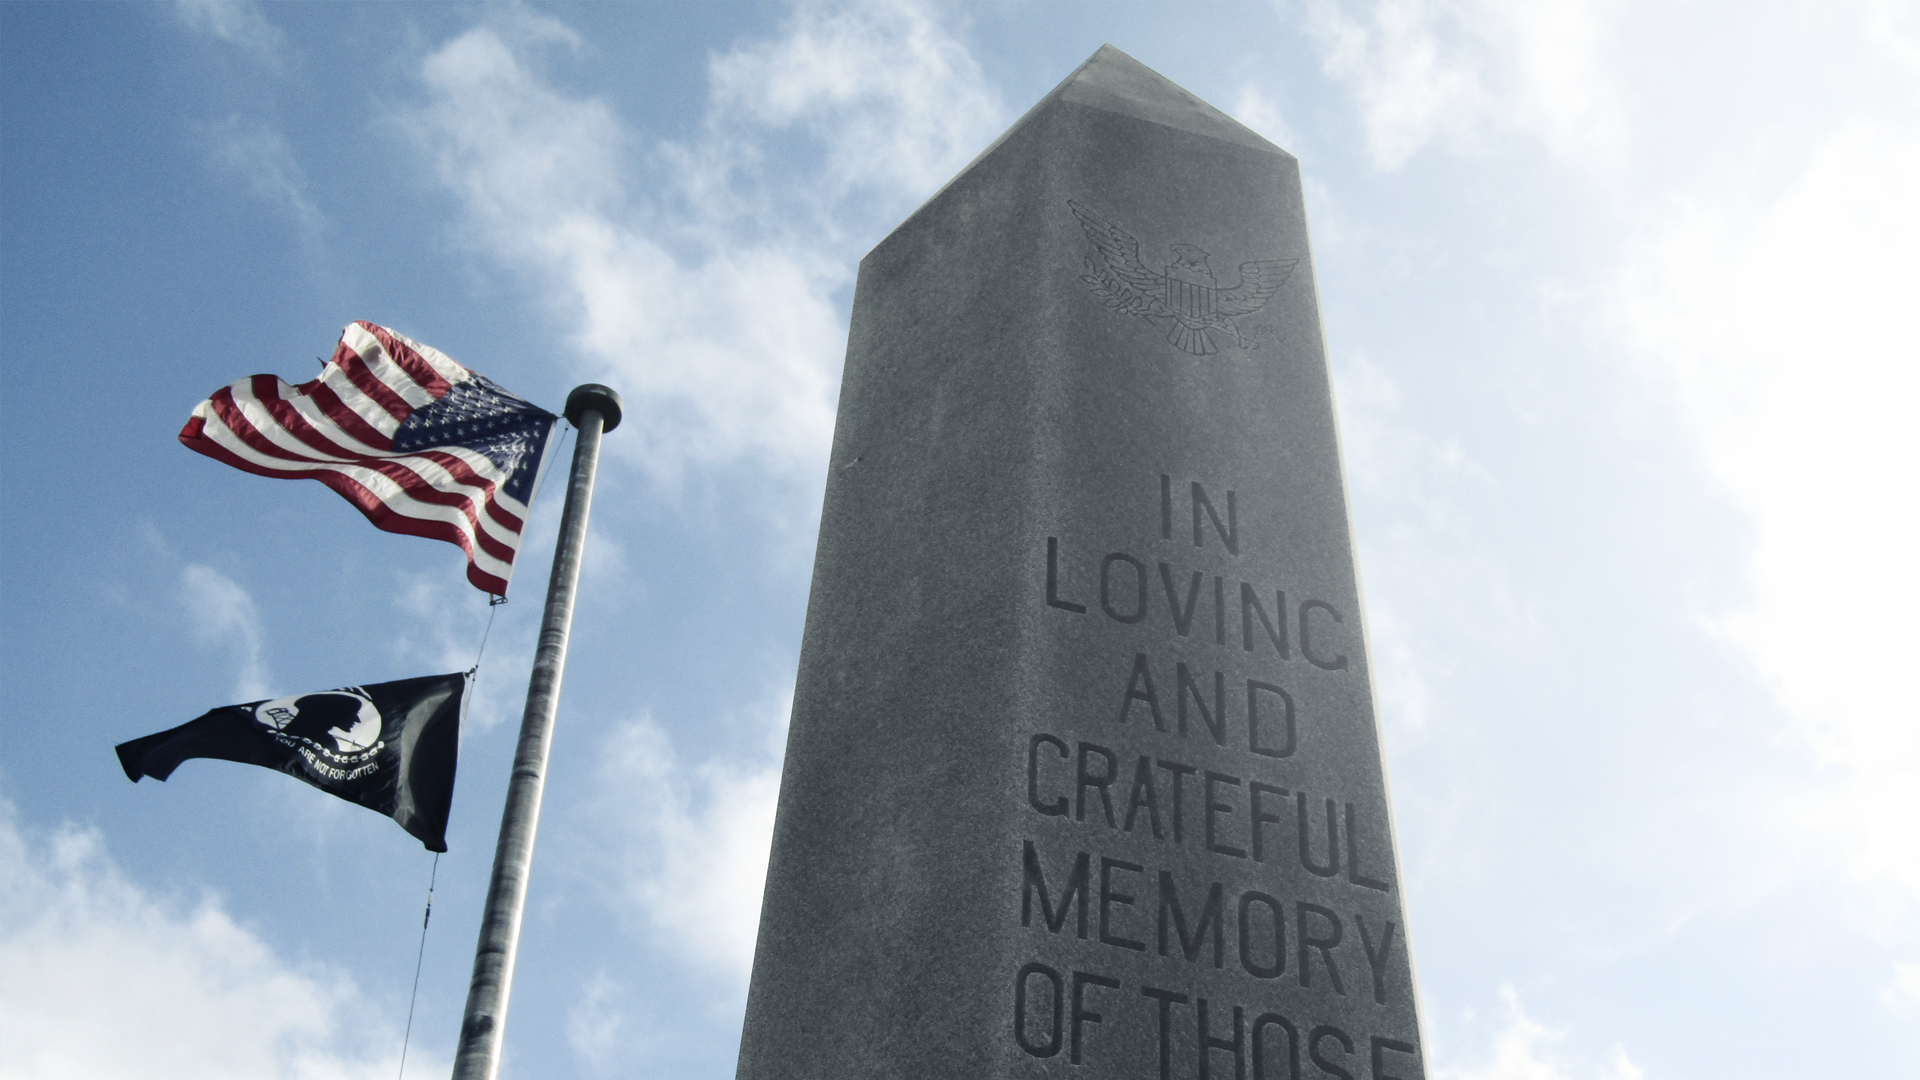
738, 46, 1427, 1080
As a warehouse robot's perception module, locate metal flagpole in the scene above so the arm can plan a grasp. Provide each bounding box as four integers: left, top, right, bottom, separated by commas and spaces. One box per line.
452, 384, 622, 1080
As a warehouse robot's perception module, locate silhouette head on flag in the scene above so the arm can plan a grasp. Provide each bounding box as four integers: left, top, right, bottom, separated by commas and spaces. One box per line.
178, 321, 558, 595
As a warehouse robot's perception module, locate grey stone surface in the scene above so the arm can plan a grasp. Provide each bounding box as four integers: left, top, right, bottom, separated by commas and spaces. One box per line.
737, 45, 1427, 1080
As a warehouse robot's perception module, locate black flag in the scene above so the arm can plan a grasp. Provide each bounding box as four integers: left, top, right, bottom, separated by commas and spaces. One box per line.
116, 672, 466, 852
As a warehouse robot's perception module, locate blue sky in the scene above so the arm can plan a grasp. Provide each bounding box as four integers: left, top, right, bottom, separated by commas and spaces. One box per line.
2, 2, 1916, 1078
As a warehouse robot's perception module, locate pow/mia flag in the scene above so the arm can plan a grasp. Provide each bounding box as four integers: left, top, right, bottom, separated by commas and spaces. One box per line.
115, 672, 466, 852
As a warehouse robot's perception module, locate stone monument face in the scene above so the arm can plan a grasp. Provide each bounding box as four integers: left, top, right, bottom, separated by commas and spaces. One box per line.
737, 45, 1427, 1080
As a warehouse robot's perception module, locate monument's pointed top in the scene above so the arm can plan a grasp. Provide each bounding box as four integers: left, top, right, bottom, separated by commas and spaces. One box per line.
887, 46, 1291, 245
1052, 45, 1288, 157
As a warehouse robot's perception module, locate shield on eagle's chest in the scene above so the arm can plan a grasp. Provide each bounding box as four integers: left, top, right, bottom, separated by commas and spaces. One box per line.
1165, 277, 1217, 320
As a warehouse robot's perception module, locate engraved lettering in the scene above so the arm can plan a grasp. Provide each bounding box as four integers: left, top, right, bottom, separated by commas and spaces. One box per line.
1161, 562, 1205, 636
1249, 781, 1289, 863
1356, 916, 1398, 1005
1241, 583, 1290, 657
1252, 1012, 1301, 1080
1345, 803, 1389, 891
1198, 998, 1245, 1080
1102, 553, 1149, 623
1142, 985, 1190, 1080
1047, 537, 1087, 613
1014, 962, 1062, 1058
1021, 841, 1089, 938
1248, 681, 1296, 758
1179, 663, 1227, 744
1300, 600, 1348, 671
1028, 733, 1069, 816
1124, 756, 1163, 838
1297, 792, 1340, 877
1371, 1037, 1420, 1080
1158, 759, 1197, 845
1120, 653, 1166, 729
1077, 742, 1119, 825
1070, 970, 1120, 1066
1157, 871, 1225, 967
1192, 481, 1239, 553
1238, 890, 1286, 979
1296, 903, 1346, 996
1309, 1025, 1355, 1080
1204, 771, 1248, 859
1099, 857, 1147, 952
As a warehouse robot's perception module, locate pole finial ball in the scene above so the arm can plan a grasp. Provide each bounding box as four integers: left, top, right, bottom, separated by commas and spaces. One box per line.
564, 384, 623, 433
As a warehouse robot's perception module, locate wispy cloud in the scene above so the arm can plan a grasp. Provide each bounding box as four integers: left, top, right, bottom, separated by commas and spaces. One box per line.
566, 971, 627, 1071
0, 799, 413, 1079
591, 688, 791, 986
1620, 120, 1920, 902
174, 0, 284, 65
395, 1, 1003, 483
180, 564, 271, 702
700, 1, 1005, 207
1439, 988, 1643, 1080
1303, 0, 1623, 171
204, 115, 324, 238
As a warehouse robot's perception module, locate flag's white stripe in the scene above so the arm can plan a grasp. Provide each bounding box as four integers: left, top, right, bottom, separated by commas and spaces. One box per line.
275, 379, 393, 457
199, 421, 519, 577
206, 402, 527, 560
491, 487, 531, 522
380, 325, 474, 388
224, 383, 531, 541
314, 366, 404, 439
233, 380, 522, 499
340, 323, 439, 410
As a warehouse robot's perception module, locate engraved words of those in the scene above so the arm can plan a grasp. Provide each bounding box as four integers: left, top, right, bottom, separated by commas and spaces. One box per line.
1014, 476, 1420, 1080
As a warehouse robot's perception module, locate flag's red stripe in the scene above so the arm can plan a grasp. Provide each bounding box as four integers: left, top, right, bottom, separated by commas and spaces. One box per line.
182, 321, 536, 596
336, 345, 417, 421
302, 380, 396, 451
241, 378, 515, 523
390, 449, 512, 522
207, 387, 315, 464
486, 498, 525, 532
205, 391, 491, 531
249, 376, 368, 460
363, 322, 455, 398
181, 435, 515, 595
203, 401, 526, 560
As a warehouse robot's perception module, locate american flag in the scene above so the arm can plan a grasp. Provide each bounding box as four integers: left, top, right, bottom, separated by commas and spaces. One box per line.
179, 321, 559, 596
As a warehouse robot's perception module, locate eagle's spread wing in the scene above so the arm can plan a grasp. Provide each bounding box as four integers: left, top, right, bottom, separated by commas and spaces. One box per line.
1069, 201, 1173, 318
1216, 260, 1299, 316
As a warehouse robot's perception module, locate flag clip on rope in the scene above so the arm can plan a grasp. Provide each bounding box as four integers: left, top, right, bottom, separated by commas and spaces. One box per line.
178, 321, 560, 596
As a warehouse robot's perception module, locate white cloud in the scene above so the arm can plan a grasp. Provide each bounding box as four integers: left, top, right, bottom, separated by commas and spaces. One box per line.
206, 115, 324, 236
1889, 961, 1920, 1011
702, 0, 1005, 204
1304, 0, 1623, 171
181, 563, 271, 701
1440, 989, 1643, 1080
1621, 120, 1920, 902
1231, 83, 1299, 151
0, 801, 413, 1080
566, 972, 627, 1071
591, 690, 790, 985
397, 2, 1003, 482
174, 0, 284, 63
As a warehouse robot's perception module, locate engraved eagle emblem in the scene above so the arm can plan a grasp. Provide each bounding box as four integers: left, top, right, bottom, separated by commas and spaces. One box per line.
1069, 200, 1298, 355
